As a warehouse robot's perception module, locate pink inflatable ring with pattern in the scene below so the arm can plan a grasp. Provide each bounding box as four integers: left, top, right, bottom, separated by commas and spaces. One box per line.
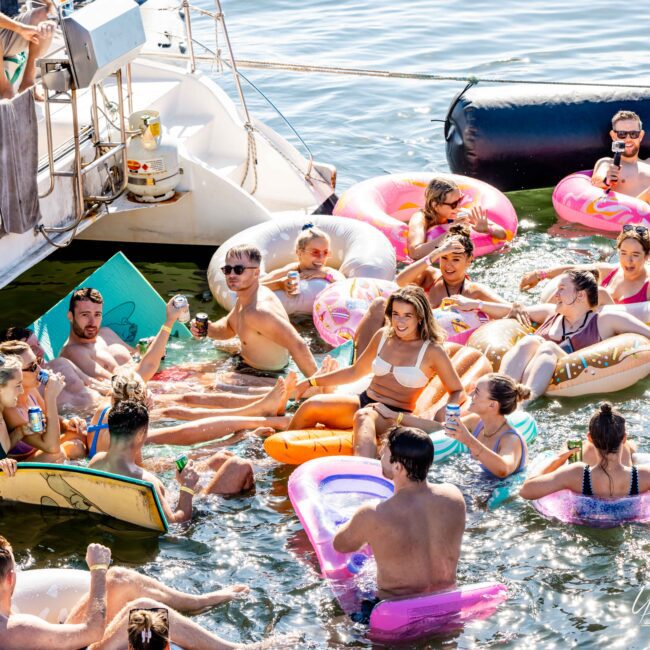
333, 172, 518, 261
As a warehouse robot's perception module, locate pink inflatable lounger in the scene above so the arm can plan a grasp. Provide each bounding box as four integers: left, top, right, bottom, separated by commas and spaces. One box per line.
288, 456, 507, 642
533, 489, 650, 528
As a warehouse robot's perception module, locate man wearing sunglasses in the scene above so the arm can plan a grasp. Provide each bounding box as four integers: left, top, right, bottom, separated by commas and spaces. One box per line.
191, 245, 318, 380
592, 110, 650, 197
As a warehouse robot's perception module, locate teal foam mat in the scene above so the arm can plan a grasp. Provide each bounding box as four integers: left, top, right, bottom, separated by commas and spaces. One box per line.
31, 252, 191, 361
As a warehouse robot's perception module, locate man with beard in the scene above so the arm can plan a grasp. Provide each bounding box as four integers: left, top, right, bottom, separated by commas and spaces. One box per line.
332, 426, 466, 623
60, 288, 181, 382
592, 110, 650, 197
193, 245, 318, 380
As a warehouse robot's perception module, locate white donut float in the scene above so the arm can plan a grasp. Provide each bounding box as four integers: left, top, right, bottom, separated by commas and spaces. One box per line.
208, 215, 396, 315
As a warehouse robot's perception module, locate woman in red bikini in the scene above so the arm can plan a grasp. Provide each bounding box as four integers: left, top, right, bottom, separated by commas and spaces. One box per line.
520, 224, 650, 304
448, 270, 650, 402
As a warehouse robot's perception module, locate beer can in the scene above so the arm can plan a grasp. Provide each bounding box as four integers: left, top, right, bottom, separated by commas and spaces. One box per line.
175, 454, 189, 473
172, 294, 191, 323
445, 403, 461, 429
195, 313, 209, 338
36, 369, 49, 386
287, 271, 300, 295
137, 338, 150, 357
28, 406, 44, 433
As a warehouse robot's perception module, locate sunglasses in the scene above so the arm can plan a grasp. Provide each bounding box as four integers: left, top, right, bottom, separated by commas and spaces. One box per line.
221, 265, 258, 275
622, 224, 649, 236
614, 130, 641, 139
441, 194, 465, 209
22, 361, 39, 373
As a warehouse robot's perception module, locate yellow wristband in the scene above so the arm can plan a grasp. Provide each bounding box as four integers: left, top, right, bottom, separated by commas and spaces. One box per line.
308, 377, 318, 387
180, 486, 195, 496
161, 324, 172, 334
89, 563, 109, 572
396, 412, 404, 426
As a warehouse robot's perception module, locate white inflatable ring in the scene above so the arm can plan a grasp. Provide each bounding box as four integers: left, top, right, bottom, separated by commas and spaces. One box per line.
208, 215, 396, 315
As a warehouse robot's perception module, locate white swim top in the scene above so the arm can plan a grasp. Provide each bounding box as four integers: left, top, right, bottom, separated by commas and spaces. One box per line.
371, 331, 430, 389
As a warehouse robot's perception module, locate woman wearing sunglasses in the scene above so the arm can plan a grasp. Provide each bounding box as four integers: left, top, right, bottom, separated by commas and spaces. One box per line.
407, 177, 507, 261
520, 225, 650, 304
261, 224, 344, 296
0, 343, 71, 463
289, 285, 465, 458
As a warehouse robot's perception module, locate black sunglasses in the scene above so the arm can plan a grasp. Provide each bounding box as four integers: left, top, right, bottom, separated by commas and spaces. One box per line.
614, 130, 641, 139
622, 224, 649, 236
22, 361, 39, 373
221, 265, 258, 275
441, 194, 465, 209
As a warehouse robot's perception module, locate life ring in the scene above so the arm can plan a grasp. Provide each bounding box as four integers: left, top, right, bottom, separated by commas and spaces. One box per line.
432, 302, 487, 345
552, 170, 650, 231
208, 215, 396, 315
288, 456, 507, 642
313, 277, 398, 347
333, 172, 518, 262
545, 332, 650, 397
266, 411, 536, 466
467, 319, 530, 371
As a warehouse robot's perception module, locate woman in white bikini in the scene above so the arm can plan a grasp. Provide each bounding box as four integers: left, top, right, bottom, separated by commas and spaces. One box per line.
290, 286, 465, 458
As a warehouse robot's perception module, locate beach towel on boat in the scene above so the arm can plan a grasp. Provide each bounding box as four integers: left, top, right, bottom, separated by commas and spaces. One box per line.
30, 252, 191, 361
0, 86, 41, 237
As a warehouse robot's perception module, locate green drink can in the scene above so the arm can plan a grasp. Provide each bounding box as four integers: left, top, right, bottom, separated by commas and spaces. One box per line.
175, 454, 189, 473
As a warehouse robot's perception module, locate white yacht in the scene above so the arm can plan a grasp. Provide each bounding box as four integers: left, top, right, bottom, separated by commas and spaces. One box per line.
0, 0, 337, 288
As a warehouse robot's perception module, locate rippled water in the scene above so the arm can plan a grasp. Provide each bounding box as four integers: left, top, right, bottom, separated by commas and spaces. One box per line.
2, 1, 650, 647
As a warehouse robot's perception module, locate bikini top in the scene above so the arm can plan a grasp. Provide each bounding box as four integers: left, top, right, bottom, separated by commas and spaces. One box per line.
86, 406, 110, 459
582, 464, 640, 497
535, 312, 601, 353
371, 332, 430, 389
601, 269, 649, 304
471, 420, 527, 478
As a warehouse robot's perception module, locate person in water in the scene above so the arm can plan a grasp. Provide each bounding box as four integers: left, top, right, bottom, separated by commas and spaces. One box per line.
0, 535, 281, 650
190, 245, 318, 381
0, 345, 73, 462
374, 373, 530, 479
520, 224, 650, 305
333, 426, 465, 622
591, 110, 650, 198
260, 223, 344, 295
87, 368, 291, 454
354, 224, 515, 355
520, 402, 650, 500
60, 288, 184, 382
1, 326, 110, 409
290, 286, 465, 458
90, 400, 255, 510
448, 270, 650, 401
406, 176, 507, 261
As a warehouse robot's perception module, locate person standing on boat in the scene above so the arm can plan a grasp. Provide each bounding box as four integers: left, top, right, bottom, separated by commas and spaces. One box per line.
406, 177, 507, 260
0, 2, 56, 100
60, 288, 184, 382
592, 110, 650, 197
333, 426, 465, 620
520, 224, 650, 305
190, 244, 318, 380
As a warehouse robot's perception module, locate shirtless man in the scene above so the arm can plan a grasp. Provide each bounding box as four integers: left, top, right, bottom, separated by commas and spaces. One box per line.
90, 400, 255, 521
333, 426, 466, 622
193, 245, 318, 380
1, 326, 108, 410
60, 287, 181, 383
0, 535, 278, 649
592, 110, 650, 198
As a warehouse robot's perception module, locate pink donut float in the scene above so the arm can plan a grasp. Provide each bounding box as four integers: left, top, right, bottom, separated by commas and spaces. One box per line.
333, 172, 518, 261
288, 456, 508, 642
552, 170, 650, 231
433, 304, 487, 345
313, 277, 397, 347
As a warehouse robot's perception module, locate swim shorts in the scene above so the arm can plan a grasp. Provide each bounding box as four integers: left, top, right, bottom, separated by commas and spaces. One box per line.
230, 354, 287, 379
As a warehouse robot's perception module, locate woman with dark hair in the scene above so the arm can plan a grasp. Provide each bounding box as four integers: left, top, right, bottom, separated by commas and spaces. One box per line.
520, 224, 650, 304
407, 177, 507, 260
520, 402, 650, 499
290, 286, 465, 458
449, 269, 650, 401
